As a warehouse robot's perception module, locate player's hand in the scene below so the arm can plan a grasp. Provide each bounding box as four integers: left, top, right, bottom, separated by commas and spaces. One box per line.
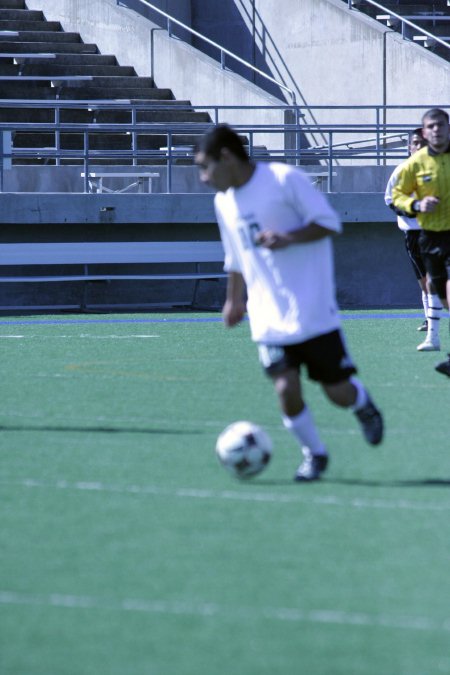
222, 299, 246, 327
256, 230, 291, 249
418, 196, 440, 213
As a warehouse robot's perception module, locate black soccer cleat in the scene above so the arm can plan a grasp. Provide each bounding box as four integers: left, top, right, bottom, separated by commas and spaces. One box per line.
435, 354, 450, 378
355, 398, 384, 445
417, 319, 428, 332
294, 452, 329, 482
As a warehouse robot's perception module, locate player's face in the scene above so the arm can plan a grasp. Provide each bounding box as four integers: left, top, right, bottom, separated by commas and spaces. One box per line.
422, 115, 450, 152
409, 134, 425, 155
195, 151, 233, 192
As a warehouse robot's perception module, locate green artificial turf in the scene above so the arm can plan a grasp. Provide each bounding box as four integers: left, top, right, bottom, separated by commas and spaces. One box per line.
1, 311, 449, 675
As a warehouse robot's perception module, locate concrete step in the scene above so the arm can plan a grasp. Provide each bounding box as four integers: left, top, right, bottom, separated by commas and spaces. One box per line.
72, 76, 155, 88
58, 87, 174, 100
14, 133, 131, 150
21, 64, 138, 77
24, 54, 118, 65
0, 82, 56, 98
0, 62, 17, 74
0, 107, 210, 124
360, 3, 442, 17
413, 23, 450, 37
0, 42, 99, 53
425, 42, 450, 59
0, 107, 94, 123
0, 0, 26, 8
8, 31, 83, 43
0, 83, 175, 100
77, 75, 155, 91
94, 109, 211, 123
13, 132, 204, 150
0, 20, 62, 31
0, 8, 43, 20
385, 0, 448, 7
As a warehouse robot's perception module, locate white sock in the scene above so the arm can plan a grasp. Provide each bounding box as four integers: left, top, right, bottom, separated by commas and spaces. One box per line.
422, 290, 428, 321
349, 376, 369, 411
426, 294, 443, 341
282, 406, 327, 456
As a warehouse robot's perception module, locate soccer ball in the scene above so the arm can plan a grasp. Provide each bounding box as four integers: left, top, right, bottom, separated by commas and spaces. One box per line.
215, 421, 272, 479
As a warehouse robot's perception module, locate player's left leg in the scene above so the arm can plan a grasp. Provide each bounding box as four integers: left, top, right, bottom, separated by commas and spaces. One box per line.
257, 344, 328, 481
322, 377, 384, 445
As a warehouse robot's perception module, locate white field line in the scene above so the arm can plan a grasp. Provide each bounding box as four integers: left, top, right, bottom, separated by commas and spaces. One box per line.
0, 334, 159, 339
2, 478, 450, 513
0, 589, 448, 633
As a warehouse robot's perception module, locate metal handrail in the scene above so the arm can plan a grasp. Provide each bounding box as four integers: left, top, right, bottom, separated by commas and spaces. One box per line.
2, 100, 449, 192
347, 0, 450, 51
116, 0, 297, 104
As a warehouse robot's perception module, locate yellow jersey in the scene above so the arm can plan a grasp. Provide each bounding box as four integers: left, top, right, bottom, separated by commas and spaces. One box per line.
391, 144, 450, 232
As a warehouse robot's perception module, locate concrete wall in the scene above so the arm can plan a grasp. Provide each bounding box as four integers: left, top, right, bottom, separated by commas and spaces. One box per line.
0, 192, 418, 310
191, 0, 450, 128
1, 165, 398, 194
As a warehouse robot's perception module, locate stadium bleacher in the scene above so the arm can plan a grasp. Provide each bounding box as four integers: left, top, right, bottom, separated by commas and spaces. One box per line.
348, 0, 450, 60
0, 0, 211, 164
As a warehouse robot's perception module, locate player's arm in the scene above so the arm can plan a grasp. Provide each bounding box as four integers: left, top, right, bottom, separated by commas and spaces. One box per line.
392, 166, 440, 215
385, 169, 409, 216
257, 222, 333, 250
258, 170, 341, 250
223, 271, 246, 327
391, 162, 439, 217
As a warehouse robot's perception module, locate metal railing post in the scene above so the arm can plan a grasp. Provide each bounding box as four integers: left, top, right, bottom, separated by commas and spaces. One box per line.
375, 107, 381, 166
55, 106, 60, 167
132, 104, 137, 166
328, 131, 333, 192
83, 130, 89, 193
166, 131, 172, 194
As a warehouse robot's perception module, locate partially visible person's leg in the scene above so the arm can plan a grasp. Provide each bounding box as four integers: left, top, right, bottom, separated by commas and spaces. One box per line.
435, 264, 450, 377
270, 368, 328, 482
404, 230, 429, 331
322, 377, 384, 445
417, 277, 443, 351
420, 232, 450, 375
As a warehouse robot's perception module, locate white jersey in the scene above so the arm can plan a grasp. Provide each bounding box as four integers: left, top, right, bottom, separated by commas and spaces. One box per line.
214, 162, 342, 345
385, 163, 420, 231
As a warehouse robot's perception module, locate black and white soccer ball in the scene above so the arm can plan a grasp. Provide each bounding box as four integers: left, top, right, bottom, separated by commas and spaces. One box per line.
215, 421, 272, 479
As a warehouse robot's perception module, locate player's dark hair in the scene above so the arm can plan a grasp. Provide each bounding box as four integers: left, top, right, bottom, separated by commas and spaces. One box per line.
195, 124, 249, 162
410, 127, 423, 139
422, 108, 449, 124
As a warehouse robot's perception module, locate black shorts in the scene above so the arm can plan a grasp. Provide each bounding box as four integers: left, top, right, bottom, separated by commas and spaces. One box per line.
258, 329, 357, 384
419, 230, 450, 297
404, 230, 426, 280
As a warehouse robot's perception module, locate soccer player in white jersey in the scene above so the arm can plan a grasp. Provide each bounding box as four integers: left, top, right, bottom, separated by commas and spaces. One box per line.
195, 125, 383, 481
385, 128, 442, 351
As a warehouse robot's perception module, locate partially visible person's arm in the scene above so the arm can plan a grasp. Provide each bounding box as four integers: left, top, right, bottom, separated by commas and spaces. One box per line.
257, 222, 333, 250
222, 271, 246, 327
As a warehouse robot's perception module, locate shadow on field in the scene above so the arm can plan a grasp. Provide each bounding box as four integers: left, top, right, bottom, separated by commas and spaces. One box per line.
329, 477, 450, 488
253, 477, 450, 488
0, 424, 201, 435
